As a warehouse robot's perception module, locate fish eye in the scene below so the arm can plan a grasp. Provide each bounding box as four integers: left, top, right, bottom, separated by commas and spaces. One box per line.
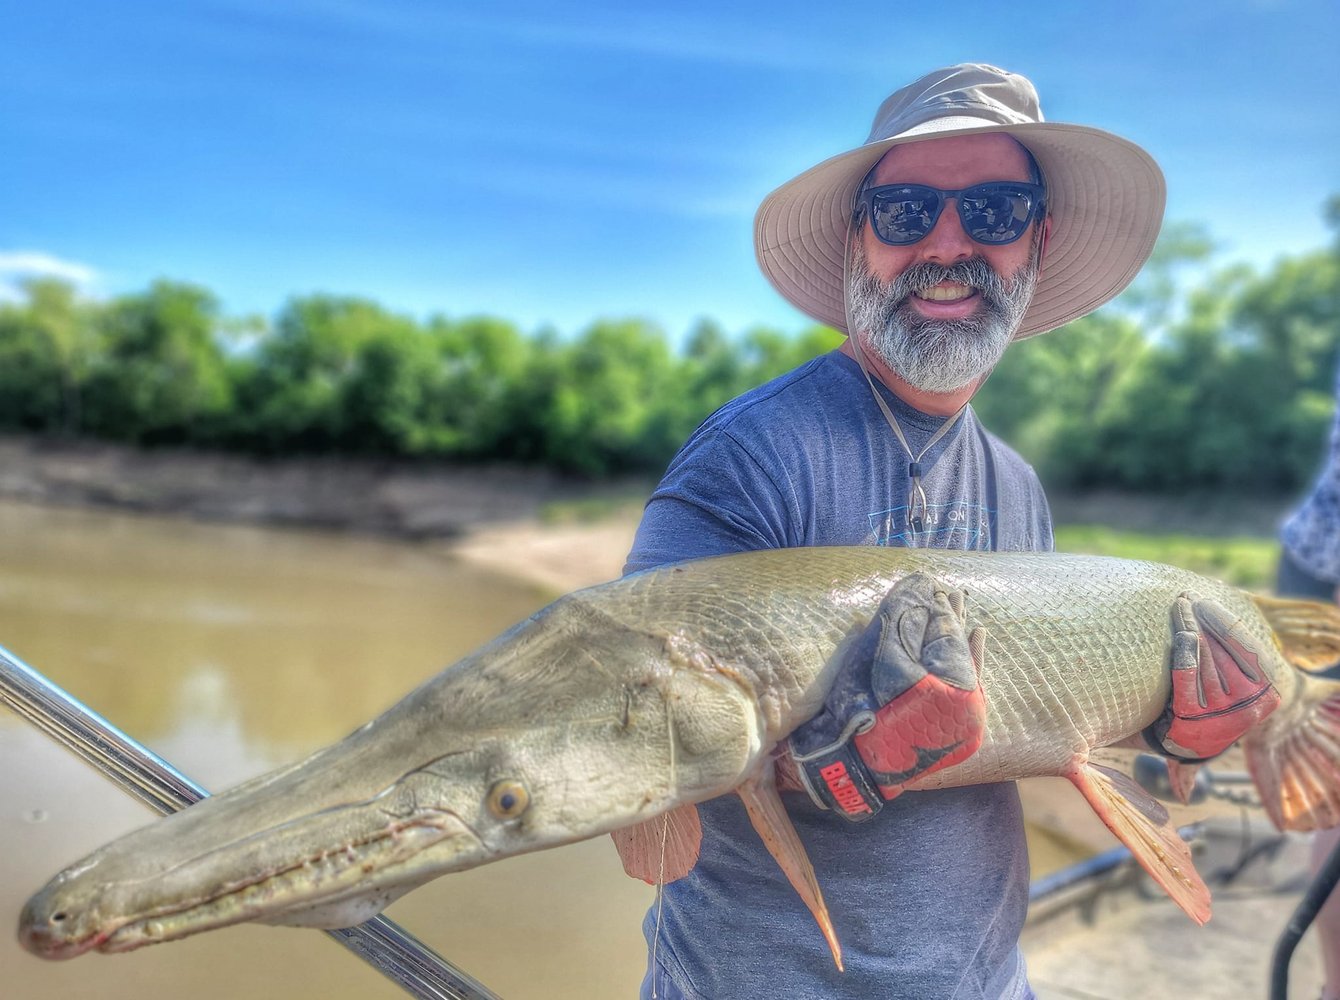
486, 780, 530, 820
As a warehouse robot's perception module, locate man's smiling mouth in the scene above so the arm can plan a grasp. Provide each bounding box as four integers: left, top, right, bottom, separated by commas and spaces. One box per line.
914, 283, 975, 303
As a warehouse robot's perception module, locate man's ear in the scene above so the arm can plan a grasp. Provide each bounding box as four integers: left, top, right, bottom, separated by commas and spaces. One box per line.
1038, 216, 1053, 264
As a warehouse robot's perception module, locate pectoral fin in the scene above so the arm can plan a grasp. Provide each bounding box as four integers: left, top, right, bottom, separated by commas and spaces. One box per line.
738, 769, 843, 971
609, 804, 703, 885
1066, 761, 1210, 925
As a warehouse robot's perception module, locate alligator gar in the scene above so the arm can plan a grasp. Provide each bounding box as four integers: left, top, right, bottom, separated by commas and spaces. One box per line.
18, 548, 1340, 968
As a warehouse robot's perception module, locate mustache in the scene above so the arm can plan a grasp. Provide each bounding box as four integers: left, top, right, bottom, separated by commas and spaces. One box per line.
844, 235, 1040, 394
884, 258, 1010, 308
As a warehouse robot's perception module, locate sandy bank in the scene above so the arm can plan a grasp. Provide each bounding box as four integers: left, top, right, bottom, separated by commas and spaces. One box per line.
449, 516, 640, 594
0, 435, 621, 536
0, 433, 1286, 596
0, 435, 647, 593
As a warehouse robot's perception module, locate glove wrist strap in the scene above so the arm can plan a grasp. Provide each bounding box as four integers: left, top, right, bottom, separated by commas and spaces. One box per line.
790, 711, 883, 822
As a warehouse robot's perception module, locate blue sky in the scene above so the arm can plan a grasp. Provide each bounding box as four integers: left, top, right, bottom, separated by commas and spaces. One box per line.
2, 0, 1337, 341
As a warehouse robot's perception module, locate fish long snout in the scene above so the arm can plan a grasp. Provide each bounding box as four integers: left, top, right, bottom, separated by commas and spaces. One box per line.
16, 759, 495, 958
18, 875, 110, 960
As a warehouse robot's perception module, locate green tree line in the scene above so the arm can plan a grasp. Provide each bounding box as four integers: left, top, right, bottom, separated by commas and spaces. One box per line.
0, 280, 840, 476
1, 201, 1336, 487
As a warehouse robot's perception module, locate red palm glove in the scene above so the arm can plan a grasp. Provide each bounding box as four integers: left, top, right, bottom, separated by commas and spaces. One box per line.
1145, 593, 1280, 762
784, 573, 987, 821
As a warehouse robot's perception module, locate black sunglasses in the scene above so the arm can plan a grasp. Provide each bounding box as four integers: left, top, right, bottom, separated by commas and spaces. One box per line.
859, 181, 1046, 247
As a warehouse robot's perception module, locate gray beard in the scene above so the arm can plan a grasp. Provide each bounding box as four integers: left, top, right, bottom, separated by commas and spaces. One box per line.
846, 239, 1040, 394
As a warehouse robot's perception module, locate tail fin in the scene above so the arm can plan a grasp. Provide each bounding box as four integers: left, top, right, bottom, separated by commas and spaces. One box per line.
1244, 594, 1340, 831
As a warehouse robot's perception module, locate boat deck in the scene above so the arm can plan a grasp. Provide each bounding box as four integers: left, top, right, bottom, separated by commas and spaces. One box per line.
1022, 813, 1325, 999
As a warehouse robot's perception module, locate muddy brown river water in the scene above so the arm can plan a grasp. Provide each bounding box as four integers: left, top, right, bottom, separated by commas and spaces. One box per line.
0, 500, 656, 1000
1, 499, 1089, 999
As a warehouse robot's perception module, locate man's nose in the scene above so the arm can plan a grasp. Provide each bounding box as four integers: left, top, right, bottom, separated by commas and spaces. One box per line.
917, 200, 975, 264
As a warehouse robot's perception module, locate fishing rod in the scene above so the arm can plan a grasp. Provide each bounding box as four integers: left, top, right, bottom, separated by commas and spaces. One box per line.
0, 643, 502, 1000
1271, 834, 1340, 1000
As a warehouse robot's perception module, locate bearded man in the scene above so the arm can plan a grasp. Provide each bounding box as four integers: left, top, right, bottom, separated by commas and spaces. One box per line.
619, 64, 1165, 998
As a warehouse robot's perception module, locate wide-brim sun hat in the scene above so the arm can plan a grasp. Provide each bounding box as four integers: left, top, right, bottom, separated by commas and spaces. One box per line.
755, 63, 1166, 340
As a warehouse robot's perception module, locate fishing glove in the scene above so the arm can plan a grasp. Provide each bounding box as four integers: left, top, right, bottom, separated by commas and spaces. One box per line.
785, 572, 986, 822
1144, 592, 1280, 763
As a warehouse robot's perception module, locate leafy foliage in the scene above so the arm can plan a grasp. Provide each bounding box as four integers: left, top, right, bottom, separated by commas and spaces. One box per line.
81, 281, 232, 444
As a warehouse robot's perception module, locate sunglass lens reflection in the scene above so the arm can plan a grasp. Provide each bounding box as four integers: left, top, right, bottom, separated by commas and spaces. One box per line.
871, 190, 942, 244
870, 185, 1037, 246
961, 189, 1032, 243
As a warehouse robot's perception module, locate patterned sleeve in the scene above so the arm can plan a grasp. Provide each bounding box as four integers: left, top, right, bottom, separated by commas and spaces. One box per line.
1280, 364, 1340, 582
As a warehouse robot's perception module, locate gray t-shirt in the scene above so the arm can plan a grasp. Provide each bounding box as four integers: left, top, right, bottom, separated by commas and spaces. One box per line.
626, 350, 1051, 1000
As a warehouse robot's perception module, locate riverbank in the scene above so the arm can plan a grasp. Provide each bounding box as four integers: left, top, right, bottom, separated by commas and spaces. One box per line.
0, 434, 643, 537
0, 434, 1292, 595
0, 435, 649, 591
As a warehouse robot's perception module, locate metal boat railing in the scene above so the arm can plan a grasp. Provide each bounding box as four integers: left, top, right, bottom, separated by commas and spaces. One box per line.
0, 643, 502, 1000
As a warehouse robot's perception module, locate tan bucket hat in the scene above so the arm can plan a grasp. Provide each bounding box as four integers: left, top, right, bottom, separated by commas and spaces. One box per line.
754, 63, 1165, 340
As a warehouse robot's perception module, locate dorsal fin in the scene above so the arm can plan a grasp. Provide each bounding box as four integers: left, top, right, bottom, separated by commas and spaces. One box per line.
609, 804, 703, 885
1251, 594, 1340, 671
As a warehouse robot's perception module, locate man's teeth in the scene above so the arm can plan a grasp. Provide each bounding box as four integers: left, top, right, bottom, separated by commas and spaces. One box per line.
915, 284, 974, 302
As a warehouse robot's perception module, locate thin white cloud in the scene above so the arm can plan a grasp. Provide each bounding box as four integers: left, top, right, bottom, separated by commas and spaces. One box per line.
200, 1, 840, 72
0, 252, 99, 302
0, 252, 98, 285
472, 15, 819, 70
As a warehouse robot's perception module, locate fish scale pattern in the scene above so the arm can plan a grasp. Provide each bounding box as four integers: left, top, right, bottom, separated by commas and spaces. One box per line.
620, 547, 1294, 787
